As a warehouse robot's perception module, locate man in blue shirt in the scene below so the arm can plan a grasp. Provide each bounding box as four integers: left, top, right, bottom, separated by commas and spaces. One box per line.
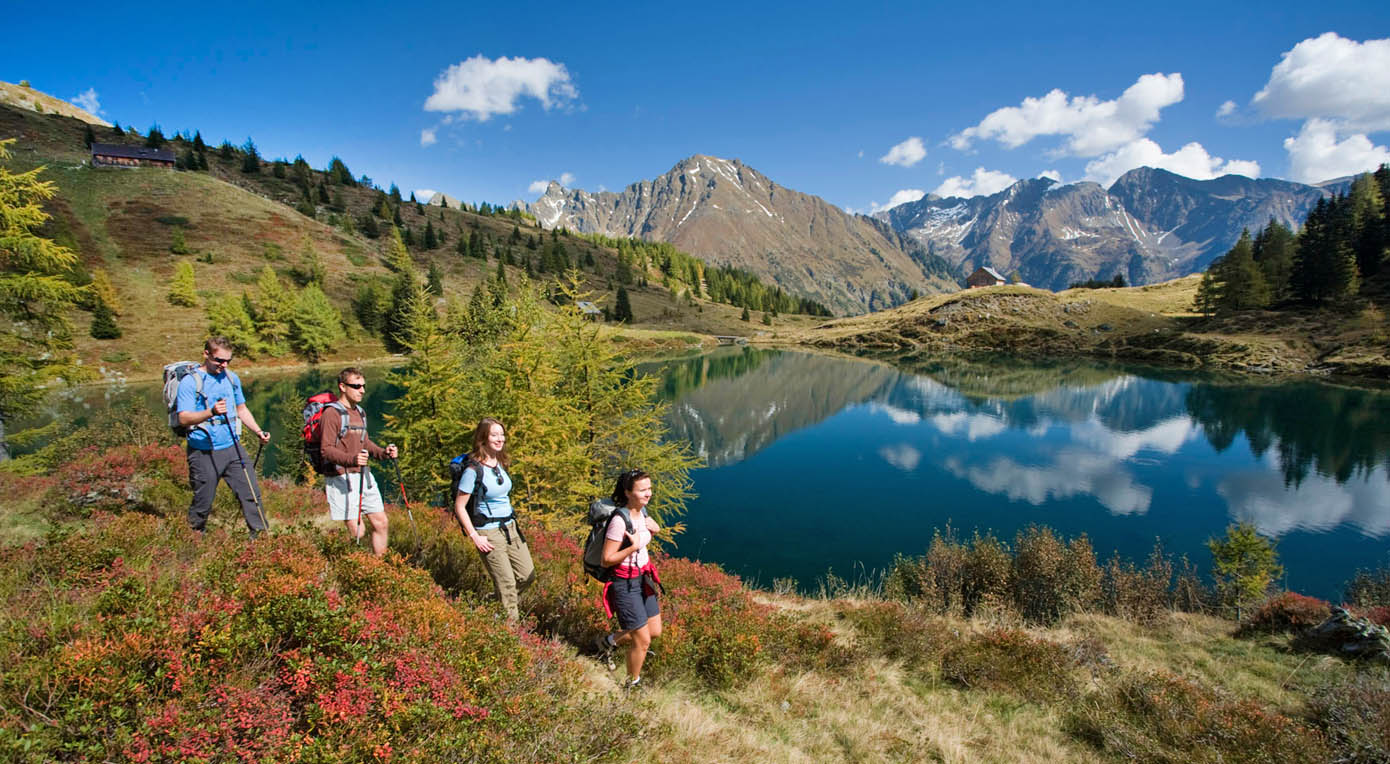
175, 336, 272, 537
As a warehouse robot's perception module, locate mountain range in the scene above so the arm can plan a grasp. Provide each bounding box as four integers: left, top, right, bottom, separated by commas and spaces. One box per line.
520, 157, 1356, 310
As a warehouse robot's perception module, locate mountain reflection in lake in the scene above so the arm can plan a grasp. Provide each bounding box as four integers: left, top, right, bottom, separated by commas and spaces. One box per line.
651, 349, 1390, 600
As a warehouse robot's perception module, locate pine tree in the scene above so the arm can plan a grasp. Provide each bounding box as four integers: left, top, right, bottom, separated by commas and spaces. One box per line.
219, 140, 235, 161
401, 226, 415, 247
204, 292, 262, 356
1348, 173, 1386, 278
392, 205, 403, 228
89, 298, 121, 339
494, 259, 508, 289
111, 121, 124, 138
389, 184, 402, 203
89, 268, 121, 315
295, 235, 325, 287
1216, 230, 1270, 311
167, 262, 199, 306
353, 280, 388, 335
289, 283, 342, 362
360, 214, 380, 238
83, 124, 95, 148
614, 285, 633, 323
373, 194, 392, 219
740, 305, 750, 321
426, 260, 444, 296
424, 220, 438, 249
1252, 218, 1296, 303
192, 131, 206, 153
241, 138, 260, 173
327, 157, 355, 186
251, 266, 293, 354
170, 227, 191, 255
145, 125, 165, 149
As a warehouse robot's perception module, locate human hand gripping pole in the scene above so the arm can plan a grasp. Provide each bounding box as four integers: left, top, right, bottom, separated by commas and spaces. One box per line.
225, 408, 269, 535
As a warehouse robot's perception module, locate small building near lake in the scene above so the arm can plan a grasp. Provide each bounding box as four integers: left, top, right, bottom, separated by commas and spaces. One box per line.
575, 300, 603, 320
90, 143, 176, 169
966, 266, 1007, 288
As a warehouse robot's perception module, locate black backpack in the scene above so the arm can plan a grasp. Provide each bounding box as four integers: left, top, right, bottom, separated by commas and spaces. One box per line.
448, 454, 524, 541
582, 498, 634, 582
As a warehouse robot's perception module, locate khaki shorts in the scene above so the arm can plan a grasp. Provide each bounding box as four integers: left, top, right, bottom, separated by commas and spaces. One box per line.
325, 472, 385, 521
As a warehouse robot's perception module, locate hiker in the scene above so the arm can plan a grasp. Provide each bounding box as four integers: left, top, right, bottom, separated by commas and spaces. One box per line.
594, 469, 663, 691
319, 367, 398, 555
454, 417, 534, 621
176, 337, 272, 537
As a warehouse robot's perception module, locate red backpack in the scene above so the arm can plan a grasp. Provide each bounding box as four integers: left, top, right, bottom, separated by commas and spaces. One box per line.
301, 392, 351, 475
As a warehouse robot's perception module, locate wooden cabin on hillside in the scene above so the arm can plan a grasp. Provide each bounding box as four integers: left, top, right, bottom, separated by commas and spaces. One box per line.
90, 143, 176, 168
966, 266, 1007, 288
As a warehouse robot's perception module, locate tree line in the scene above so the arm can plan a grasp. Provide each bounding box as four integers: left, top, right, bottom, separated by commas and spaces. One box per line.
1197, 165, 1389, 314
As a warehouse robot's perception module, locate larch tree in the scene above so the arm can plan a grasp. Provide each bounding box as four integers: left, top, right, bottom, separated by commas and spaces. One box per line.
289, 283, 342, 362
251, 265, 293, 355
167, 261, 199, 307
0, 139, 88, 454
203, 293, 261, 357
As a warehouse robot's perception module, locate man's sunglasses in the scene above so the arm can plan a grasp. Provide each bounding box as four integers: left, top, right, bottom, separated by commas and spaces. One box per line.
211, 356, 232, 365
342, 382, 366, 390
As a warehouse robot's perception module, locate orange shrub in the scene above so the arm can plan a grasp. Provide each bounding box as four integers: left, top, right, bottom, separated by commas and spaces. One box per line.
1237, 592, 1332, 636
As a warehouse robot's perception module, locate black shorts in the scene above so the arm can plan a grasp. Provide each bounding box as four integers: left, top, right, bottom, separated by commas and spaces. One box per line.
607, 575, 660, 630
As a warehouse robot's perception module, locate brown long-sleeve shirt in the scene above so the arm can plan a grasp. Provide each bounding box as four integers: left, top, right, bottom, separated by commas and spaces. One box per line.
319, 404, 387, 475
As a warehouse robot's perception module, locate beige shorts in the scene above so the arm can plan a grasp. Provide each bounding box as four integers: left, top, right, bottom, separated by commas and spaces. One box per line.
325, 472, 385, 521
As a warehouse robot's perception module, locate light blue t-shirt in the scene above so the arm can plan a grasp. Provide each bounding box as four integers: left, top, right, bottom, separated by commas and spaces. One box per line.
175, 369, 245, 451
457, 462, 514, 529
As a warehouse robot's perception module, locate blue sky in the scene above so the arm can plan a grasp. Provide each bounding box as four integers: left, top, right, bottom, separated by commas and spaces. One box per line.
6, 1, 1389, 213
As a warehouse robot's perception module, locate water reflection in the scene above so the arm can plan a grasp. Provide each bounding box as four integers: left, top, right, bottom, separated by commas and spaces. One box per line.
658, 350, 1390, 598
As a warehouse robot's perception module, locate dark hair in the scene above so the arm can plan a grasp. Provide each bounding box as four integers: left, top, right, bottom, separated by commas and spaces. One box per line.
469, 417, 511, 468
204, 336, 233, 353
610, 469, 650, 507
337, 367, 364, 386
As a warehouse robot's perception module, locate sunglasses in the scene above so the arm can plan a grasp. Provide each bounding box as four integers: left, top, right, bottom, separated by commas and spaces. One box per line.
342, 382, 365, 390
210, 356, 232, 365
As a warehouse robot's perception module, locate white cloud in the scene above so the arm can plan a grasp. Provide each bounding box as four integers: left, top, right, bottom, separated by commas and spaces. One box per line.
868, 403, 922, 424
929, 412, 1007, 441
424, 55, 578, 121
414, 189, 438, 202
1083, 138, 1261, 185
69, 88, 101, 115
528, 172, 576, 194
866, 188, 927, 215
1039, 169, 1062, 182
944, 451, 1152, 516
1216, 100, 1237, 119
1283, 118, 1390, 183
932, 167, 1018, 198
1252, 33, 1390, 131
419, 127, 437, 147
879, 444, 922, 472
1217, 457, 1390, 538
880, 136, 927, 167
950, 73, 1184, 157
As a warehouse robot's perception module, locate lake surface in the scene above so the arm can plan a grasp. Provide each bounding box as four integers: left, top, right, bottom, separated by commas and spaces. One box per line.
20, 350, 1389, 600
650, 349, 1390, 601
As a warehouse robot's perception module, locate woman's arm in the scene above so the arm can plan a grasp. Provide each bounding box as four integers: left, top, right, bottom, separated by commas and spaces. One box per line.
454, 491, 493, 553
600, 524, 636, 567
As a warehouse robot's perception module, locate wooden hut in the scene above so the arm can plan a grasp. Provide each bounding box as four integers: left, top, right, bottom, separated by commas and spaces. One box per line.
966, 266, 1007, 288
90, 143, 176, 168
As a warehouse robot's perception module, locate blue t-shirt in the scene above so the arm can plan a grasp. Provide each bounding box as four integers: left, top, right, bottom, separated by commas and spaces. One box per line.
457, 462, 514, 529
175, 369, 245, 451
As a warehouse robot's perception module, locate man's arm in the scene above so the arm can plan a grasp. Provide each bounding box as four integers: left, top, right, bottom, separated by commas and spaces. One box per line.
234, 403, 270, 442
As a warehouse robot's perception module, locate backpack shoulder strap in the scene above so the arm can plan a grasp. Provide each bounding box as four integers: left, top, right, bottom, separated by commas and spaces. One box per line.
325, 401, 351, 440
614, 506, 635, 534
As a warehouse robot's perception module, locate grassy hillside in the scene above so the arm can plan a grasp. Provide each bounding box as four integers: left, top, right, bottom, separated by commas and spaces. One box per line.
0, 80, 109, 126
786, 277, 1390, 380
0, 102, 820, 379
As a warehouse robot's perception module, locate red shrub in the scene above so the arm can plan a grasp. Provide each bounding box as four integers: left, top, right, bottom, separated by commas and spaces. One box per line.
1238, 592, 1332, 636
53, 444, 189, 516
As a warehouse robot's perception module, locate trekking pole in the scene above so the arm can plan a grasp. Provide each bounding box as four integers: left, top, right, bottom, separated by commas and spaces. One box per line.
252, 438, 265, 472
230, 423, 269, 535
355, 467, 365, 547
391, 456, 420, 559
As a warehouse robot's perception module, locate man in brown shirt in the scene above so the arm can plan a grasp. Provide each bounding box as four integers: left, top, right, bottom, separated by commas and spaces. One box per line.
320, 367, 398, 555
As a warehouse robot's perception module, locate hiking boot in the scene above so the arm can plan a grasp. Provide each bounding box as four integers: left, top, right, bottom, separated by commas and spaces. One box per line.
623, 676, 643, 692
592, 634, 616, 671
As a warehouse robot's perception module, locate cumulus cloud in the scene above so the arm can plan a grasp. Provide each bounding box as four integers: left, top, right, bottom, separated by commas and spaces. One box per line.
879, 444, 922, 472
1252, 33, 1390, 131
1283, 118, 1390, 183
1039, 169, 1062, 182
1217, 457, 1390, 538
929, 412, 1007, 441
414, 189, 438, 203
879, 136, 927, 167
868, 403, 923, 425
932, 167, 1018, 198
527, 172, 576, 194
866, 188, 927, 215
419, 127, 437, 147
424, 55, 578, 121
1082, 138, 1261, 185
944, 451, 1152, 516
1216, 100, 1238, 119
949, 73, 1184, 157
69, 88, 101, 115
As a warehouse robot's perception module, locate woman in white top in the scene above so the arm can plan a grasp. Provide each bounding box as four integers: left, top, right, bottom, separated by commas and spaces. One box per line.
593, 469, 662, 690
454, 418, 534, 622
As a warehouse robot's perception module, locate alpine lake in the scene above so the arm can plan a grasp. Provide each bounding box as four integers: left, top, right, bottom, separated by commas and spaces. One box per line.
28, 348, 1390, 601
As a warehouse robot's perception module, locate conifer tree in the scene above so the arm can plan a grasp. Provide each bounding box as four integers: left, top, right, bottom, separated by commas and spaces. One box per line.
89, 268, 121, 315
741, 305, 751, 321
495, 259, 507, 289
170, 226, 191, 255
393, 205, 403, 228
614, 285, 633, 323
0, 139, 88, 442
401, 226, 415, 247
240, 138, 261, 173
145, 125, 166, 149
111, 121, 124, 138
192, 131, 206, 153
295, 235, 325, 287
360, 214, 380, 239
426, 260, 444, 296
202, 293, 261, 356
1348, 173, 1386, 278
373, 194, 392, 219
424, 220, 438, 249
289, 283, 342, 362
1214, 230, 1271, 311
353, 280, 388, 335
251, 265, 293, 354
389, 184, 402, 204
83, 124, 95, 148
167, 262, 199, 306
89, 298, 121, 339
327, 157, 355, 186
1252, 218, 1296, 303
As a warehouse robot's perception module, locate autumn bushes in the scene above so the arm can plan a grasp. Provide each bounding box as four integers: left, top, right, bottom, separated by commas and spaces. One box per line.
0, 508, 645, 763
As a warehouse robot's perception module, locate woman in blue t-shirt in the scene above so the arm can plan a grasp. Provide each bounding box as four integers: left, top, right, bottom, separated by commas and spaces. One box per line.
454, 417, 534, 621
